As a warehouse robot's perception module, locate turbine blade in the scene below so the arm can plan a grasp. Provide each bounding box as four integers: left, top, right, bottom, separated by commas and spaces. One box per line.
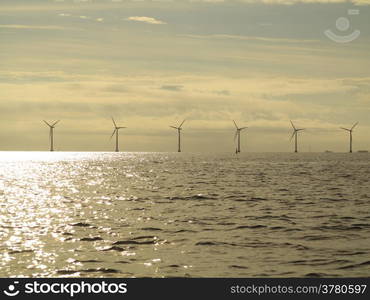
110, 129, 116, 139
290, 120, 296, 130
239, 127, 248, 130
111, 117, 117, 128
289, 131, 296, 141
43, 120, 51, 127
118, 127, 126, 129
52, 120, 60, 127
170, 126, 178, 129
351, 122, 358, 130
233, 120, 238, 129
179, 119, 186, 128
234, 130, 238, 141
340, 127, 350, 131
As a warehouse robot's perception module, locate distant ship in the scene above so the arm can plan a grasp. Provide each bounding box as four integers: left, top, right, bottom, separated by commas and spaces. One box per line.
358, 150, 369, 153
324, 150, 333, 153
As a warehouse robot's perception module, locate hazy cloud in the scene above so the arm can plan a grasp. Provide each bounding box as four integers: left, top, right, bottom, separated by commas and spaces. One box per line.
126, 16, 167, 25
214, 90, 231, 96
160, 85, 184, 91
181, 34, 318, 44
0, 24, 71, 30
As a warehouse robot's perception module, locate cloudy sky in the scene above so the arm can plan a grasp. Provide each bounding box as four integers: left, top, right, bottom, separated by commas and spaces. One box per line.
0, 0, 369, 152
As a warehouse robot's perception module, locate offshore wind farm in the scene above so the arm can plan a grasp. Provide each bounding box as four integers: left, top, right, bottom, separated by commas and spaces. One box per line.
37, 118, 365, 153
0, 118, 366, 279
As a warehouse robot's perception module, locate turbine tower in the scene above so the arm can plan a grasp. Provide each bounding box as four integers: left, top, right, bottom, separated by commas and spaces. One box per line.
111, 117, 126, 152
340, 122, 358, 153
170, 120, 185, 152
233, 120, 247, 153
290, 120, 305, 153
43, 120, 60, 152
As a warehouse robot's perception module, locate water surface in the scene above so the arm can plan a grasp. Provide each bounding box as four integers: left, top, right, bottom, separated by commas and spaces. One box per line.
0, 152, 369, 277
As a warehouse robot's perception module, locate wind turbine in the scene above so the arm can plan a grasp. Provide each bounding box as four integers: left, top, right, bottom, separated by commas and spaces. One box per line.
233, 120, 247, 153
340, 122, 358, 153
290, 120, 305, 153
43, 120, 60, 152
111, 117, 126, 152
170, 120, 185, 152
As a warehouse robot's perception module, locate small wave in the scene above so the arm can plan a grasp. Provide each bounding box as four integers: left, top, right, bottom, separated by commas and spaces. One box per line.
115, 260, 130, 264
317, 225, 366, 231
334, 251, 367, 256
303, 235, 334, 241
304, 272, 328, 277
284, 243, 310, 250
275, 271, 296, 276
113, 240, 154, 245
284, 228, 303, 232
336, 260, 370, 270
340, 216, 356, 220
80, 237, 103, 242
77, 259, 103, 263
190, 193, 213, 199
113, 236, 158, 245
339, 174, 352, 178
252, 214, 292, 221
140, 227, 162, 231
80, 268, 120, 274
352, 223, 370, 228
170, 229, 197, 233
132, 235, 156, 240
217, 222, 236, 226
311, 214, 337, 219
270, 226, 285, 230
250, 197, 267, 201
100, 246, 125, 252
288, 259, 350, 266
171, 238, 188, 243
57, 270, 79, 275
195, 241, 217, 246
166, 194, 216, 201
229, 265, 248, 269
234, 225, 267, 230
319, 197, 345, 202
8, 249, 34, 255
70, 222, 93, 227
195, 241, 238, 247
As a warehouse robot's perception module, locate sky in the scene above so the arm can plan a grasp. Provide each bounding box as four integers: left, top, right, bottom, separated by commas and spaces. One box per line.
0, 0, 369, 152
